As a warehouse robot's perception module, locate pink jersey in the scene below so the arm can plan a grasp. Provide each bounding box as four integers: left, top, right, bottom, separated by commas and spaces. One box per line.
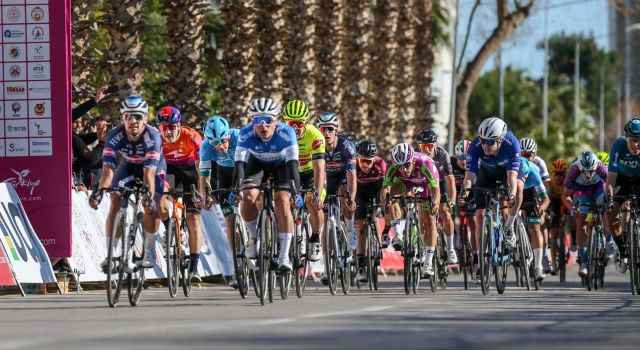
383, 152, 440, 196
357, 156, 387, 184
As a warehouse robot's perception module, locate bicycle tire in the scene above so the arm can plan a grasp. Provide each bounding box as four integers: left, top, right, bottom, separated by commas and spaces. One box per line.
460, 222, 469, 290
479, 216, 492, 295
324, 219, 338, 295
365, 225, 374, 291
558, 227, 567, 283
267, 212, 277, 304
107, 211, 126, 307
413, 225, 424, 294
339, 222, 351, 295
165, 218, 179, 298
437, 227, 448, 291
586, 224, 598, 291
231, 214, 249, 299
630, 217, 640, 295
128, 218, 146, 306
257, 211, 268, 305
518, 222, 531, 291
181, 228, 192, 297
429, 248, 437, 294
295, 213, 310, 298
403, 219, 414, 295
494, 236, 507, 295
279, 235, 293, 300
372, 229, 381, 291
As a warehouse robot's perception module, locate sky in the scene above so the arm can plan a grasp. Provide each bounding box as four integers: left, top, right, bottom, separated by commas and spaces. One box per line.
456, 0, 611, 79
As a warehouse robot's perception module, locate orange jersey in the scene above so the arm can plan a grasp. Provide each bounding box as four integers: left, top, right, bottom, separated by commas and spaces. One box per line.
162, 126, 202, 169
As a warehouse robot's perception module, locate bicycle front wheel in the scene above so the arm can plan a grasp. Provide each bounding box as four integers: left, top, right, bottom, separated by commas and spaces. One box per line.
279, 237, 293, 300
629, 217, 640, 295
403, 219, 414, 295
231, 214, 249, 299
479, 216, 492, 295
365, 224, 375, 291
294, 215, 310, 298
257, 210, 269, 305
128, 218, 146, 306
338, 222, 351, 295
517, 222, 531, 291
324, 220, 338, 295
107, 210, 126, 307
165, 218, 179, 298
587, 226, 598, 291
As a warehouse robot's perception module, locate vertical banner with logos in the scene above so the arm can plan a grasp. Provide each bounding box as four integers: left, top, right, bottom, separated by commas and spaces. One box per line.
0, 1, 72, 257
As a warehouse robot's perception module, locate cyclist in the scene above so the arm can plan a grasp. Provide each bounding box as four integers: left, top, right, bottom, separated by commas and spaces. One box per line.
282, 100, 326, 262
198, 116, 240, 286
520, 137, 553, 273
89, 96, 168, 272
596, 151, 616, 259
417, 128, 457, 264
317, 112, 357, 284
156, 106, 205, 283
381, 143, 440, 276
519, 157, 551, 281
453, 139, 478, 275
459, 117, 523, 267
606, 117, 640, 273
548, 159, 568, 274
231, 97, 302, 272
354, 140, 386, 282
561, 151, 607, 277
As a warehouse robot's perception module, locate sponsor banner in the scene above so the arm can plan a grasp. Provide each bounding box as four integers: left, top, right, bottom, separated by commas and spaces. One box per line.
28, 100, 50, 118
4, 100, 28, 119
3, 44, 26, 62
69, 190, 233, 282
0, 243, 18, 286
0, 183, 56, 283
5, 138, 29, 157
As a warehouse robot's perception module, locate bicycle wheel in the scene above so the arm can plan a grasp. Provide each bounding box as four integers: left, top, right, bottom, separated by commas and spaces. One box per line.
279, 237, 293, 300
107, 211, 126, 307
413, 225, 424, 295
231, 214, 249, 299
324, 219, 339, 295
267, 212, 277, 304
517, 223, 531, 291
257, 210, 269, 305
165, 218, 179, 298
630, 217, 640, 295
366, 224, 375, 291
587, 226, 598, 291
128, 219, 145, 306
437, 228, 448, 291
558, 229, 567, 283
494, 235, 507, 295
372, 229, 381, 291
460, 223, 469, 290
294, 215, 310, 298
479, 216, 492, 295
181, 228, 192, 297
403, 219, 414, 295
339, 222, 351, 295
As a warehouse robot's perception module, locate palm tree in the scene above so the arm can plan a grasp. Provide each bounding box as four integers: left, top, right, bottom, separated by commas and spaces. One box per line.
312, 0, 341, 116
252, 0, 284, 103
280, 0, 312, 106
391, 1, 415, 143
72, 0, 101, 106
412, 0, 435, 134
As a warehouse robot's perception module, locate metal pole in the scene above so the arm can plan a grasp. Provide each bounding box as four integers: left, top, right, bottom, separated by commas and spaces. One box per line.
542, 0, 549, 139
574, 42, 580, 143
625, 14, 633, 121
447, 0, 460, 154
617, 82, 622, 135
498, 48, 504, 118
599, 65, 605, 150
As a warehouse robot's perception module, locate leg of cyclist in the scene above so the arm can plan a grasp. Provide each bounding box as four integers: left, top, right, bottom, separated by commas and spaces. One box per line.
540, 215, 553, 273
274, 189, 294, 271
354, 187, 370, 282
139, 168, 167, 269
101, 194, 124, 272
303, 169, 325, 262
504, 180, 524, 249
387, 182, 407, 251
186, 210, 203, 282
421, 203, 438, 276
240, 160, 265, 261
573, 193, 590, 277
439, 202, 457, 264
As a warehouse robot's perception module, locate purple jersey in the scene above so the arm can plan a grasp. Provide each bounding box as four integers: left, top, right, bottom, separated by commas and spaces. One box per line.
564, 161, 607, 191
383, 152, 439, 196
357, 156, 387, 184
102, 124, 164, 170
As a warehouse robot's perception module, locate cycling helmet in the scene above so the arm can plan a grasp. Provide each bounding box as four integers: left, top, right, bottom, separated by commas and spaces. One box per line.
478, 117, 507, 140
551, 159, 568, 174
391, 143, 414, 165
317, 112, 339, 128
248, 97, 280, 117
578, 151, 598, 171
356, 140, 377, 158
417, 128, 438, 144
454, 139, 471, 158
519, 137, 537, 153
120, 95, 148, 115
283, 99, 309, 121
596, 151, 609, 166
155, 106, 182, 124
203, 116, 230, 143
624, 117, 640, 137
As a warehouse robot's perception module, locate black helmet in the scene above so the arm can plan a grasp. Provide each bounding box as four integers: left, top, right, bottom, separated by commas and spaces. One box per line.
356, 140, 377, 158
417, 128, 438, 144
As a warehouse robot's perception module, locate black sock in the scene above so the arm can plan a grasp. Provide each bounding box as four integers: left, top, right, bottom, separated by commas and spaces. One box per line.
190, 253, 200, 273
613, 234, 626, 250
382, 226, 390, 237
357, 254, 365, 267
310, 233, 320, 243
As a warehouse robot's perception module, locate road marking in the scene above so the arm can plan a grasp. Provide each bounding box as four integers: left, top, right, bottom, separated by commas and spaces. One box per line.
256, 305, 393, 326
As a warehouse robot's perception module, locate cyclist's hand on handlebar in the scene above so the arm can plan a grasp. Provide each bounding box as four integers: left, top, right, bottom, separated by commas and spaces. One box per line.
430, 202, 439, 215
294, 194, 304, 209
204, 194, 215, 211
458, 188, 469, 206
88, 190, 103, 210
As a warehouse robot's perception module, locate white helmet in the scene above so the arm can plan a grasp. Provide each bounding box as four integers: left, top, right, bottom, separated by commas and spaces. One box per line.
248, 97, 280, 117
120, 95, 148, 115
391, 143, 415, 165
454, 139, 471, 158
478, 117, 507, 140
520, 137, 537, 153
317, 112, 339, 128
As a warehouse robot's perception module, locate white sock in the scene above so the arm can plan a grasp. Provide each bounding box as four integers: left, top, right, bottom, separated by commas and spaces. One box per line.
279, 233, 292, 260
145, 231, 157, 251
426, 246, 435, 265
544, 246, 551, 259
346, 218, 355, 235
446, 234, 455, 250
534, 248, 543, 270
391, 219, 406, 237
505, 214, 516, 228
105, 236, 111, 251
244, 218, 258, 241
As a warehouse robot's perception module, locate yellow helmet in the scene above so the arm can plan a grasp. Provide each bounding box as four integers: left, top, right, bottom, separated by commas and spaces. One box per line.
283, 99, 309, 121
596, 151, 609, 166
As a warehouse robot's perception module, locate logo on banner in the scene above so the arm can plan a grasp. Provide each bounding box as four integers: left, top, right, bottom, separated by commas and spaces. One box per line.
9, 46, 21, 58
31, 64, 46, 79
11, 102, 21, 114
32, 26, 45, 40
7, 7, 22, 22
6, 86, 25, 94
2, 169, 41, 196
31, 7, 45, 21
9, 65, 21, 78
34, 103, 45, 116
4, 29, 24, 40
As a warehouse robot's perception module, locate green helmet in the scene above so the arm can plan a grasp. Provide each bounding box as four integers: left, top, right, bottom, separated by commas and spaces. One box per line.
283, 99, 309, 121
596, 151, 609, 166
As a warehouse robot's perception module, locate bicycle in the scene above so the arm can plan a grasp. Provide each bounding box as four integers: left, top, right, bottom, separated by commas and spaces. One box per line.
551, 208, 571, 283
456, 204, 474, 290
613, 189, 640, 295
103, 178, 150, 307
467, 184, 511, 295
292, 189, 313, 298
360, 199, 383, 291
513, 216, 531, 291
324, 192, 352, 295
435, 218, 448, 291
584, 202, 607, 291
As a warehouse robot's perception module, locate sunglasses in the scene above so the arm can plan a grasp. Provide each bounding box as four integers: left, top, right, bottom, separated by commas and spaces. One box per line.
123, 113, 145, 122
456, 155, 467, 161
252, 115, 276, 126
521, 151, 534, 157
159, 123, 179, 132
319, 126, 336, 133
210, 138, 228, 148
628, 137, 640, 145
398, 162, 412, 170
419, 143, 436, 152
286, 120, 306, 129
358, 158, 375, 165
481, 138, 498, 146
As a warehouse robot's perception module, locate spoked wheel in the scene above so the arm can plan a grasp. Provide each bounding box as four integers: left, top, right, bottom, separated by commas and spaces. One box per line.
279, 238, 293, 300
629, 219, 640, 295
366, 225, 375, 291
429, 252, 437, 293
558, 231, 568, 283
339, 223, 352, 295
479, 217, 492, 295
494, 237, 508, 295
128, 220, 146, 306
181, 255, 192, 297
517, 223, 531, 291
294, 216, 310, 298
231, 215, 250, 299
412, 231, 424, 295
107, 211, 126, 308
324, 220, 339, 295
257, 212, 269, 305
372, 233, 381, 291
267, 213, 277, 304
460, 226, 469, 290
436, 236, 448, 291
166, 218, 179, 298
403, 220, 414, 295
587, 228, 598, 292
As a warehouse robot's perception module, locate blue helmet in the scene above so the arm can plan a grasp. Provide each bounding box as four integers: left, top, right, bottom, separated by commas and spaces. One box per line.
203, 116, 230, 143
578, 151, 598, 171
120, 95, 148, 115
624, 117, 640, 137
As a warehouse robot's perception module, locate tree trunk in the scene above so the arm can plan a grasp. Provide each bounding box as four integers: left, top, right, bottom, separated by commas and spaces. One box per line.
455, 0, 536, 138
281, 0, 312, 104
413, 0, 435, 135
252, 0, 284, 103
72, 0, 100, 107
312, 0, 341, 117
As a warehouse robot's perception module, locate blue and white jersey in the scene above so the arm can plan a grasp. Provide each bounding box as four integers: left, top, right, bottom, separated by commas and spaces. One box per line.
234, 122, 299, 164
102, 124, 165, 170
200, 128, 239, 169
466, 130, 521, 173
609, 137, 640, 176
520, 158, 546, 195
532, 156, 550, 181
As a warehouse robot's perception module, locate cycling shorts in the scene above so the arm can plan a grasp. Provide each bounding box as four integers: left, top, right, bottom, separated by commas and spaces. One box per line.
355, 182, 382, 220
113, 162, 165, 198
243, 155, 292, 192
167, 164, 199, 212
572, 182, 605, 214
473, 166, 524, 210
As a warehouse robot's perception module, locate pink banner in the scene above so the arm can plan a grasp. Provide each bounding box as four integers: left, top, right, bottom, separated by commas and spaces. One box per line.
0, 1, 72, 257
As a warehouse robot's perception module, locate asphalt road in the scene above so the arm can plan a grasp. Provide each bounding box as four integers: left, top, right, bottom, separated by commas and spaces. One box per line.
1, 264, 639, 350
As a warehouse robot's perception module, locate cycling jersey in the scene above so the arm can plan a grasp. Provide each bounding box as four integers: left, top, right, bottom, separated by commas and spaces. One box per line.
609, 136, 640, 176
103, 124, 164, 170
520, 158, 546, 196
531, 156, 550, 182
450, 156, 465, 190
296, 125, 325, 172
383, 152, 439, 196
564, 161, 607, 191
549, 174, 564, 199
429, 147, 453, 183
234, 122, 299, 164
162, 126, 201, 169
200, 128, 239, 169
356, 156, 386, 184
326, 135, 357, 193
466, 130, 521, 173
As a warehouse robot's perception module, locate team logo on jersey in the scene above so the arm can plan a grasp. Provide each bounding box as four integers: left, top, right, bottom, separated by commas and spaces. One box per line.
312, 139, 323, 151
